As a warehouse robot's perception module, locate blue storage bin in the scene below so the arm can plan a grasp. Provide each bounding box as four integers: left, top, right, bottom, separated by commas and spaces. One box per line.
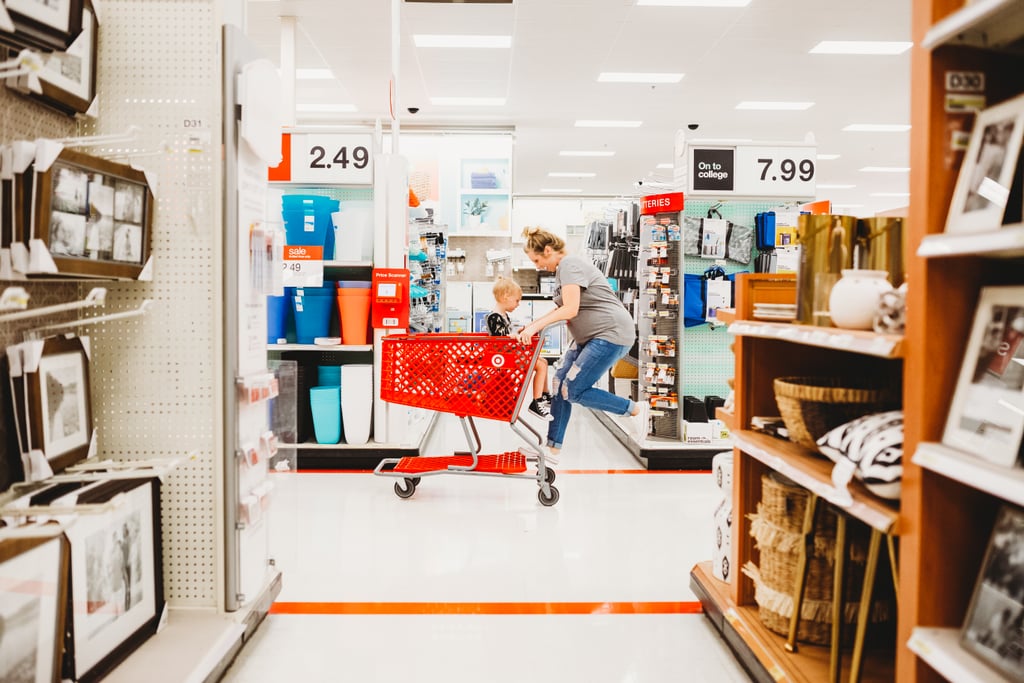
318, 365, 341, 386
267, 295, 289, 343
282, 194, 334, 248
291, 292, 333, 343
309, 386, 341, 444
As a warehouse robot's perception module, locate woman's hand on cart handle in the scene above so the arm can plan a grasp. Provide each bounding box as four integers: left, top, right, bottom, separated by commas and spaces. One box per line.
515, 327, 536, 345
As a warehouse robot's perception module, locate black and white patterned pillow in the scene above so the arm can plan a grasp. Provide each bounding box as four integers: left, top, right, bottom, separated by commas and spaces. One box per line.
817, 410, 903, 500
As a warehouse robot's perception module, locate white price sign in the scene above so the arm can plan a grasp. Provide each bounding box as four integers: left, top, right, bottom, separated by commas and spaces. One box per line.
281, 245, 325, 287
282, 133, 373, 184
688, 143, 816, 199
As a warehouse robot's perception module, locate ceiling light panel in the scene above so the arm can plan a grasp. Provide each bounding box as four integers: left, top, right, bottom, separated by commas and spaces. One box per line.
598, 72, 684, 83
560, 151, 615, 157
816, 154, 840, 160
810, 41, 912, 55
575, 120, 642, 128
736, 101, 814, 110
413, 34, 511, 48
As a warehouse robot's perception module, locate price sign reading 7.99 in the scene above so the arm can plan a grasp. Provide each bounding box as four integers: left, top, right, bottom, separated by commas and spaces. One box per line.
734, 144, 816, 198
285, 133, 374, 185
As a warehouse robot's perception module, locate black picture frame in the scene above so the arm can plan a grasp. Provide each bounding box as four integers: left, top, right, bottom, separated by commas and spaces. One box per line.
962, 504, 1024, 681
60, 476, 164, 683
0, 527, 69, 683
5, 0, 97, 116
34, 148, 153, 279
0, 0, 84, 53
25, 334, 92, 473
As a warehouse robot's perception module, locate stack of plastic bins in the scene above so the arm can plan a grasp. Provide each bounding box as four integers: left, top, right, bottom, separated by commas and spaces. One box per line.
289, 285, 336, 344
336, 280, 372, 345
282, 194, 339, 255
267, 294, 289, 343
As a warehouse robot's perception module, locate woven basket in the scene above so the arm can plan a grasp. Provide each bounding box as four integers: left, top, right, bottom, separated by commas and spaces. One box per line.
773, 376, 900, 449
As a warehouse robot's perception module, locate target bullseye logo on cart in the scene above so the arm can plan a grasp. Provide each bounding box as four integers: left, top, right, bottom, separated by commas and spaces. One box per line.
491, 354, 506, 368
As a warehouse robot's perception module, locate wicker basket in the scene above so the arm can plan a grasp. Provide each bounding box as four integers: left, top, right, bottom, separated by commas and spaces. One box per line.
773, 376, 900, 449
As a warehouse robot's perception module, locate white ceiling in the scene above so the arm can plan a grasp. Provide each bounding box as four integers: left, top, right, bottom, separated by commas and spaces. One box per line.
244, 0, 912, 216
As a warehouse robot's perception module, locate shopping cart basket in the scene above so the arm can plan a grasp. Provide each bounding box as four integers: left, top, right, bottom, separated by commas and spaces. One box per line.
373, 330, 559, 506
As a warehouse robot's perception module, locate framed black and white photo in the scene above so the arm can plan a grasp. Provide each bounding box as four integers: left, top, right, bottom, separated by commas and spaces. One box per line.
5, 0, 97, 115
26, 334, 91, 473
62, 476, 163, 683
962, 504, 1024, 681
1, 0, 84, 52
34, 148, 153, 279
0, 527, 68, 683
943, 285, 1024, 467
945, 93, 1024, 235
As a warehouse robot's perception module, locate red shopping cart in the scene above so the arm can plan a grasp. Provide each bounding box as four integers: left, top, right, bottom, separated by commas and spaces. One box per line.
373, 330, 559, 506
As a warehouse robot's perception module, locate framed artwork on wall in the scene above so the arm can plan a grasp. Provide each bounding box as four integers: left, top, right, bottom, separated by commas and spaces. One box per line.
25, 334, 91, 473
0, 0, 84, 52
943, 285, 1024, 467
5, 0, 97, 115
0, 527, 68, 683
945, 92, 1024, 235
34, 148, 153, 279
961, 504, 1024, 681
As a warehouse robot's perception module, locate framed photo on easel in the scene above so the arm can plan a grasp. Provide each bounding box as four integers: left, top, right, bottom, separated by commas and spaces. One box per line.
945, 93, 1024, 235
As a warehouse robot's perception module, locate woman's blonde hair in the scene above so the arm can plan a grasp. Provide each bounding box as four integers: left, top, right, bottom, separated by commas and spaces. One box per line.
492, 276, 522, 299
521, 226, 565, 255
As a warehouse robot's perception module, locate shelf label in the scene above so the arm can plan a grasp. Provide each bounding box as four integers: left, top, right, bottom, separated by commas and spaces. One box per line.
688, 143, 816, 199
268, 132, 373, 184
282, 245, 324, 287
640, 192, 684, 215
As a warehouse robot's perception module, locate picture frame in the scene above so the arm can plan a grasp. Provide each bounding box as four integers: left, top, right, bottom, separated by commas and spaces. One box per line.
26, 334, 92, 473
0, 0, 84, 52
62, 476, 163, 683
34, 148, 153, 279
943, 285, 1024, 466
0, 527, 69, 683
5, 0, 98, 116
945, 92, 1024, 235
961, 504, 1024, 681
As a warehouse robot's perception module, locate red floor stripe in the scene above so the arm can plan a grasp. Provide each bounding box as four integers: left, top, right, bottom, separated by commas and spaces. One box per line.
287, 469, 710, 475
270, 601, 703, 615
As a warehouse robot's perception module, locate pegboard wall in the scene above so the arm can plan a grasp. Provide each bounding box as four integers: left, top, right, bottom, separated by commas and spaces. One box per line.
1, 0, 226, 607
682, 199, 784, 399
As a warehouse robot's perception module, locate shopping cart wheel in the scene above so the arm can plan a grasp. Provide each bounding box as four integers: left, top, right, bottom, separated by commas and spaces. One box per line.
543, 468, 556, 484
538, 485, 560, 506
395, 478, 417, 499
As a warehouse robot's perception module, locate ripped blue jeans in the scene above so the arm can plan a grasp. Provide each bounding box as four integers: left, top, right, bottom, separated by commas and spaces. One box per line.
547, 338, 632, 450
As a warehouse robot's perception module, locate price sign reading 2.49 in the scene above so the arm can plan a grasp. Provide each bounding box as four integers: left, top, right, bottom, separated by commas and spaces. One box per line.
734, 144, 816, 198
289, 133, 374, 185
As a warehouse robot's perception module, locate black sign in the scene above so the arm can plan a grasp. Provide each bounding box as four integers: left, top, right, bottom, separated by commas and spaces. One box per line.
692, 148, 735, 192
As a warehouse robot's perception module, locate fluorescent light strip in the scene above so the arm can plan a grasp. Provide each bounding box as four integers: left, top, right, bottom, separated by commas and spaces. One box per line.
817, 154, 840, 160
431, 97, 506, 106
736, 101, 814, 111
548, 172, 596, 178
637, 0, 751, 6
860, 166, 910, 173
817, 184, 856, 189
575, 120, 642, 128
541, 188, 582, 193
560, 150, 615, 157
843, 123, 911, 132
296, 103, 357, 113
413, 34, 511, 48
296, 68, 334, 80
810, 41, 912, 55
598, 72, 684, 83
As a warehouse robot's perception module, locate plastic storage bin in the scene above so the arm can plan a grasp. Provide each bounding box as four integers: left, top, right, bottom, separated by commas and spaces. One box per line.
336, 285, 371, 345
290, 285, 335, 344
267, 294, 289, 343
309, 385, 342, 444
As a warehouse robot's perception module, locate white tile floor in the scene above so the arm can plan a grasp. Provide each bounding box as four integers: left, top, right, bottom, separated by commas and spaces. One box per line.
222, 409, 751, 682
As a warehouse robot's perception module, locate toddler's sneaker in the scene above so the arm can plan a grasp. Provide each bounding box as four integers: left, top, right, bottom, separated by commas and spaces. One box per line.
529, 397, 553, 421
628, 401, 650, 443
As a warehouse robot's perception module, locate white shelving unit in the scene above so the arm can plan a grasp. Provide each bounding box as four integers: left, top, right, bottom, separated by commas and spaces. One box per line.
908, 627, 1009, 683
912, 442, 1024, 507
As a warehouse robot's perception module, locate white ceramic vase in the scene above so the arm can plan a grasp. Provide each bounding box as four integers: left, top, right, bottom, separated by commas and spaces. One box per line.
828, 269, 894, 330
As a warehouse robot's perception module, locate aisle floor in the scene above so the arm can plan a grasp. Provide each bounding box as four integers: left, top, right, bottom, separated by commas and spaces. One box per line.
222, 409, 751, 682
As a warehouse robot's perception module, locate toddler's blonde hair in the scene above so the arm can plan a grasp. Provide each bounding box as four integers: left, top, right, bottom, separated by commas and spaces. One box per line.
492, 276, 522, 299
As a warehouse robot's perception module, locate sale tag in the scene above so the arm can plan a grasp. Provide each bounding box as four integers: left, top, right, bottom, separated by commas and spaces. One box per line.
282, 245, 324, 287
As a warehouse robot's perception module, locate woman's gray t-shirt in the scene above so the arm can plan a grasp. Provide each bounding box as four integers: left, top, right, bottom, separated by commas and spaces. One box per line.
554, 254, 635, 346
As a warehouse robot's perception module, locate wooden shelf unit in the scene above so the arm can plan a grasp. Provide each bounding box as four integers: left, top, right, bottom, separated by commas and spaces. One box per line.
901, 2, 1024, 681
691, 273, 903, 681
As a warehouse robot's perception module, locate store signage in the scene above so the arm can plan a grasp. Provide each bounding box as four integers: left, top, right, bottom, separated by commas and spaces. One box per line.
281, 245, 324, 287
688, 143, 816, 199
268, 132, 373, 184
945, 71, 984, 93
640, 192, 684, 215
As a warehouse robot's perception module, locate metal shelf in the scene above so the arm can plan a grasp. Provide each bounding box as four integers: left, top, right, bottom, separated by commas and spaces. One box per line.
912, 441, 1024, 507
922, 0, 1024, 51
728, 321, 904, 358
917, 224, 1024, 259
908, 627, 1007, 683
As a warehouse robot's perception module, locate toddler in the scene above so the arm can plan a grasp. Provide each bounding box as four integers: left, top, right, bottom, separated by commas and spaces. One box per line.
486, 277, 552, 421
